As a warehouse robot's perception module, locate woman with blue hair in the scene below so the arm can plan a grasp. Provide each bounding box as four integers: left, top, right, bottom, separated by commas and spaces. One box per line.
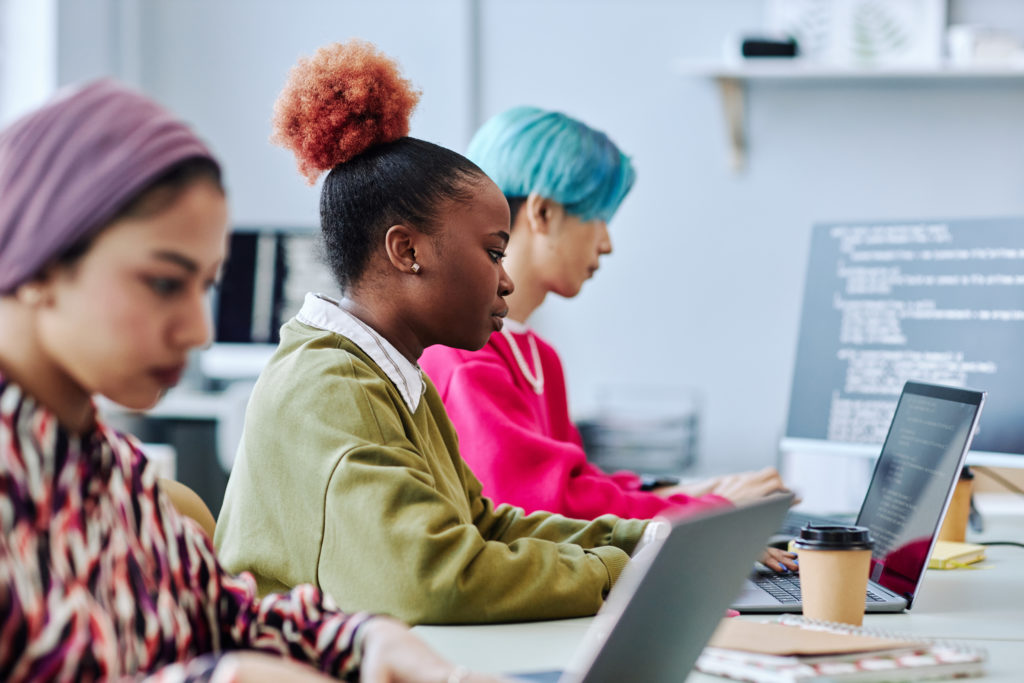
421, 107, 794, 537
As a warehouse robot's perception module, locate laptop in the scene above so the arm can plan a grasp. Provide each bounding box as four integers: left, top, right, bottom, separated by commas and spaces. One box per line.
515, 494, 792, 683
733, 381, 985, 614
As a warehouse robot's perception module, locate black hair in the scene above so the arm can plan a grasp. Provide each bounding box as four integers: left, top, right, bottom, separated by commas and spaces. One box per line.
504, 196, 528, 226
56, 156, 224, 267
319, 137, 486, 292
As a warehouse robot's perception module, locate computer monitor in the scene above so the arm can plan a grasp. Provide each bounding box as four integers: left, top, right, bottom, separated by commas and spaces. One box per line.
215, 225, 334, 343
783, 217, 1024, 469
206, 225, 336, 379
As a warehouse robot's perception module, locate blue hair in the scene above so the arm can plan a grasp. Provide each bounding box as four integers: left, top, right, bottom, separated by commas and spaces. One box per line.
466, 106, 635, 223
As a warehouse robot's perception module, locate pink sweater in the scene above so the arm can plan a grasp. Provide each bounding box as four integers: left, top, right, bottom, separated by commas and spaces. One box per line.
420, 329, 729, 520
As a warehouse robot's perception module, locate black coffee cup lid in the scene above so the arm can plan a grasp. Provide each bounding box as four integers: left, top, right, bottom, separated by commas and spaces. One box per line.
793, 524, 874, 551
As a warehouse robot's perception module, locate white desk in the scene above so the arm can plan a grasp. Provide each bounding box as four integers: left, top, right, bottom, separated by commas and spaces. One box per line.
415, 502, 1024, 681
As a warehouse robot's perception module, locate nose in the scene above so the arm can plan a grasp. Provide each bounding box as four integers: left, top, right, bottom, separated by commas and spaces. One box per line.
597, 221, 612, 255
498, 261, 515, 297
171, 289, 213, 350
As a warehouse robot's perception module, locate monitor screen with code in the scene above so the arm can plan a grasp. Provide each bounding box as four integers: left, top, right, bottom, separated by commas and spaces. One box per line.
785, 218, 1024, 460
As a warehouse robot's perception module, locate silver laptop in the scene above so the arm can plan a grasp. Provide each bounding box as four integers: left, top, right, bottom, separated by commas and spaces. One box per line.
733, 381, 985, 614
514, 495, 792, 683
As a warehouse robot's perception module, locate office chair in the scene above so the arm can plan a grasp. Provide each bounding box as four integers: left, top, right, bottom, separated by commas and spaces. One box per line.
158, 477, 217, 539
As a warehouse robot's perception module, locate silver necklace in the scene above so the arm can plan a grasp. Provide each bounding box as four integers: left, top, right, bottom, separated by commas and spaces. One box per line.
501, 327, 544, 394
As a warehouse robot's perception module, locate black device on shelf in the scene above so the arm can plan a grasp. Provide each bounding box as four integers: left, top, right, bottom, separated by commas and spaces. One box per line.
740, 35, 798, 58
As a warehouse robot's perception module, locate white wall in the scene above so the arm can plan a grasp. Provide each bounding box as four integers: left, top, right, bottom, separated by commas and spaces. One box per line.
43, 0, 1024, 478
135, 0, 476, 226
54, 0, 475, 226
0, 0, 56, 125
476, 0, 1024, 477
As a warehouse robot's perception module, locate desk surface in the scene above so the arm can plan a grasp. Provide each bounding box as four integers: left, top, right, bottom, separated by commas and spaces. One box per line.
414, 504, 1024, 681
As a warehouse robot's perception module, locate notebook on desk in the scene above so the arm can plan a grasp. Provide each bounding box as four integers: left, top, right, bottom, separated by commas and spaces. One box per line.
733, 381, 985, 614
514, 494, 792, 683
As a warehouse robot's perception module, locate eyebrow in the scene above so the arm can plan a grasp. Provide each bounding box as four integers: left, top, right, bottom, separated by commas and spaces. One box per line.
491, 230, 510, 245
152, 250, 199, 273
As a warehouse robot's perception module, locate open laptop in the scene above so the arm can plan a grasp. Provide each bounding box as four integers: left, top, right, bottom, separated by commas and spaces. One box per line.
733, 381, 985, 614
515, 494, 792, 683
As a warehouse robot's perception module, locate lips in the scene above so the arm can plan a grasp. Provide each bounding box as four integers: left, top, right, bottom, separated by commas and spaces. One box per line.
150, 364, 186, 387
491, 307, 508, 331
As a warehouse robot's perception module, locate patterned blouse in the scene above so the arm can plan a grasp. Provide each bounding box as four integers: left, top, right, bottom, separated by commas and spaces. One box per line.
0, 375, 368, 682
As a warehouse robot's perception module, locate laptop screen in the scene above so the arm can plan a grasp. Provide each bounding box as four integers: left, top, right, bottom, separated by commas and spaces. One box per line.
856, 382, 984, 605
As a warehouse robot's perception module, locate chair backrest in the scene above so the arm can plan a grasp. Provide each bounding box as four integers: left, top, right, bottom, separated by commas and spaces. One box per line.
158, 477, 217, 538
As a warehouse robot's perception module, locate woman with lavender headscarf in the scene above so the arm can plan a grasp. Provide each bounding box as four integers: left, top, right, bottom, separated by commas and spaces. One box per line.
0, 79, 499, 683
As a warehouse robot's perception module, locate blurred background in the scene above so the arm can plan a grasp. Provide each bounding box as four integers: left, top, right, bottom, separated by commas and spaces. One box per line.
5, 0, 1024, 513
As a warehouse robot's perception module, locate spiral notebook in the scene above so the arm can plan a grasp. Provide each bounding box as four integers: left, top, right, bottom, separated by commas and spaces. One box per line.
697, 615, 986, 682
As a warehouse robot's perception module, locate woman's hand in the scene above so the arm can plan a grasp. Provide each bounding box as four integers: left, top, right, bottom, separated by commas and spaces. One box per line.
656, 467, 797, 506
228, 652, 337, 682
226, 617, 508, 683
359, 616, 510, 683
761, 546, 799, 573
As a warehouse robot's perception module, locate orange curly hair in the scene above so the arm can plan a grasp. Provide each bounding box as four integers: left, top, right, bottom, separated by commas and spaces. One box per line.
271, 40, 421, 185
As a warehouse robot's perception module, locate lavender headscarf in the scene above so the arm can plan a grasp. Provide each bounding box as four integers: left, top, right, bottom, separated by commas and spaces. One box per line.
0, 79, 219, 293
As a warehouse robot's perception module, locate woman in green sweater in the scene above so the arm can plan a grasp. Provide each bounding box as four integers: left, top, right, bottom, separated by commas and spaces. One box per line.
214, 40, 651, 625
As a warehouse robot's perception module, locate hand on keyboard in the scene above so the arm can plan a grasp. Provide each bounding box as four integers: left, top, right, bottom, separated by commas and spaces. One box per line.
673, 467, 800, 507
760, 546, 798, 573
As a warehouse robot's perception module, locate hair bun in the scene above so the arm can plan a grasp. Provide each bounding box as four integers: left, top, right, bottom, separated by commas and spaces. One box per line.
271, 40, 421, 184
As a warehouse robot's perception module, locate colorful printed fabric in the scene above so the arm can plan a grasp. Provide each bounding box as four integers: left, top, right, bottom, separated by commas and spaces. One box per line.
0, 375, 369, 682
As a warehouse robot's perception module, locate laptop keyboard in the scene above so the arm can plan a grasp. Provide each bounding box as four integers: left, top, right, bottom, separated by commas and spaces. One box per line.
751, 573, 887, 603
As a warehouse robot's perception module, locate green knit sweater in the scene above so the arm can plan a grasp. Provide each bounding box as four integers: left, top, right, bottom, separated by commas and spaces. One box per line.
214, 319, 648, 624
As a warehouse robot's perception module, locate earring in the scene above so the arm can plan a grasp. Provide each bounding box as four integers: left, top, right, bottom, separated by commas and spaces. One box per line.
411, 263, 421, 274
17, 285, 44, 306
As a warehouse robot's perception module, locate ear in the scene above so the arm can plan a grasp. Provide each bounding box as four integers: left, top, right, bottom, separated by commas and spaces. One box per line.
523, 192, 562, 236
383, 224, 426, 274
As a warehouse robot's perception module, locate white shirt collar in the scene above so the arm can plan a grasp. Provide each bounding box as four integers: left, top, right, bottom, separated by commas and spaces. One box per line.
296, 292, 425, 412
502, 318, 530, 334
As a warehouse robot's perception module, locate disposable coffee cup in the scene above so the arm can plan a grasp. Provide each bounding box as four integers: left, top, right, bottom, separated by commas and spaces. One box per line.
794, 525, 874, 626
938, 469, 974, 543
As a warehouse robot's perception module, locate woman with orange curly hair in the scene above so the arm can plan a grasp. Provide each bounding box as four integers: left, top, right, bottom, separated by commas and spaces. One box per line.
214, 41, 653, 625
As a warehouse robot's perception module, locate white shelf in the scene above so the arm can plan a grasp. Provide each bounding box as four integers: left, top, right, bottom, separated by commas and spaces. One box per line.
675, 58, 1024, 80
676, 58, 1024, 170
